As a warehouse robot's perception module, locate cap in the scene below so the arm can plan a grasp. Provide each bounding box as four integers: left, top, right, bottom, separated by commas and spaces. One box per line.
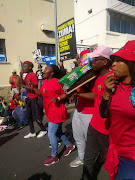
87, 46, 113, 60
23, 61, 34, 68
14, 93, 20, 98
80, 49, 90, 56
111, 40, 135, 62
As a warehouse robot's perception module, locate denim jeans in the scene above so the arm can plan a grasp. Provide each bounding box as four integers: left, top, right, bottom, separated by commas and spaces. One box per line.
48, 122, 71, 156
12, 110, 21, 126
12, 108, 28, 126
116, 156, 135, 180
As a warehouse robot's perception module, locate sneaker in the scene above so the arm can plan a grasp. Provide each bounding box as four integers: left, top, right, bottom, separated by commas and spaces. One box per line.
18, 125, 24, 130
0, 117, 4, 125
44, 156, 59, 166
70, 157, 84, 167
49, 142, 62, 148
7, 125, 14, 130
24, 133, 36, 139
37, 131, 47, 138
63, 144, 75, 156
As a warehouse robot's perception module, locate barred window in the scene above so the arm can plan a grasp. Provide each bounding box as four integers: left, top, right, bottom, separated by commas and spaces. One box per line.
37, 43, 55, 55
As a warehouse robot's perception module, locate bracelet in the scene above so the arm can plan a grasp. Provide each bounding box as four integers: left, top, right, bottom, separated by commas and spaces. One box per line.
57, 97, 61, 101
103, 93, 110, 99
104, 94, 110, 97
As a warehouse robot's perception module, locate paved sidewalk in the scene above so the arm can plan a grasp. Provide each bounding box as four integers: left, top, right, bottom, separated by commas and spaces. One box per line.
0, 106, 110, 180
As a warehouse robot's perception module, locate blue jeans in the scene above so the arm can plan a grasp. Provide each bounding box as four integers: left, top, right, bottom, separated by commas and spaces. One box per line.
12, 108, 27, 127
48, 122, 71, 156
12, 111, 21, 126
116, 156, 135, 180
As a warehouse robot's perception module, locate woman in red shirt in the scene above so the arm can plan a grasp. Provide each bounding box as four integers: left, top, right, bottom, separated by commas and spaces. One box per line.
32, 65, 75, 166
99, 40, 135, 180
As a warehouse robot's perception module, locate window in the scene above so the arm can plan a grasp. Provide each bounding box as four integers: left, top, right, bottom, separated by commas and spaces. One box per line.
110, 12, 135, 35
0, 39, 6, 54
131, 23, 135, 34
118, 0, 135, 6
110, 17, 120, 32
37, 43, 55, 55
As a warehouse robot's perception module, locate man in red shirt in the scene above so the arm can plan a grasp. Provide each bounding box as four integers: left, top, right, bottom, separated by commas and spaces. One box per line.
20, 61, 47, 138
9, 70, 19, 97
77, 46, 113, 179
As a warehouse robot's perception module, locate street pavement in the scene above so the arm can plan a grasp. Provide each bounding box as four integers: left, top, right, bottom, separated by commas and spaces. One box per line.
0, 105, 110, 180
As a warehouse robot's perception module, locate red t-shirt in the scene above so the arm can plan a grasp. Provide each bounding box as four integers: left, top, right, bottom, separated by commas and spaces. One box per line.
109, 82, 135, 147
77, 87, 94, 114
24, 72, 38, 99
9, 100, 16, 110
40, 78, 67, 123
90, 72, 112, 135
12, 76, 16, 88
104, 82, 135, 179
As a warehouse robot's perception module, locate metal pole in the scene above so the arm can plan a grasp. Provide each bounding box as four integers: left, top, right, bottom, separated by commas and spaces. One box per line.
54, 0, 58, 62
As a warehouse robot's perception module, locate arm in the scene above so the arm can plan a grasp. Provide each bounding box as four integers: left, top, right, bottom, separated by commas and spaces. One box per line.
77, 92, 95, 100
51, 93, 68, 104
20, 83, 34, 90
9, 76, 13, 85
99, 74, 117, 118
2, 101, 7, 109
99, 98, 109, 118
32, 87, 42, 97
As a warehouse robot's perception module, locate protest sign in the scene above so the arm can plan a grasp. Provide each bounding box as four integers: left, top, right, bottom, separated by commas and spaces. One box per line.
58, 17, 77, 61
32, 49, 42, 63
42, 55, 56, 65
58, 63, 95, 92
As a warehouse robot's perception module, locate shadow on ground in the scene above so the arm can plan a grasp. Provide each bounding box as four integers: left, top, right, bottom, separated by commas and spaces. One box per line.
0, 132, 19, 146
27, 172, 52, 180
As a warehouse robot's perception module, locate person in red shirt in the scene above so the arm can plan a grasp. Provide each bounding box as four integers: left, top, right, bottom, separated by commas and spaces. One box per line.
9, 70, 20, 97
31, 65, 75, 166
20, 61, 47, 139
99, 40, 135, 180
76, 46, 113, 179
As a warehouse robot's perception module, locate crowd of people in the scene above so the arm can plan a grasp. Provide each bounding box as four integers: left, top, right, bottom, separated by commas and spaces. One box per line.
1, 40, 135, 180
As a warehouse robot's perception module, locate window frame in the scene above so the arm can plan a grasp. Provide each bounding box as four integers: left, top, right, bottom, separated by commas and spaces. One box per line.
37, 43, 55, 56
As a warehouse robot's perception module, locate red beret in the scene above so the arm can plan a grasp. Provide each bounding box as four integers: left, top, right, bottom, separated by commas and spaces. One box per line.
80, 49, 90, 56
111, 40, 135, 62
14, 93, 20, 98
23, 61, 34, 68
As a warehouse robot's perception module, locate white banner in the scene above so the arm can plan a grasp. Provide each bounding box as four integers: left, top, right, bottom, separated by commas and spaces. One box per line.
32, 49, 42, 63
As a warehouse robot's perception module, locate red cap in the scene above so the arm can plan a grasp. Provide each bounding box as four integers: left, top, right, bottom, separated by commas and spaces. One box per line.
23, 61, 34, 68
111, 40, 135, 62
80, 49, 90, 56
14, 93, 20, 98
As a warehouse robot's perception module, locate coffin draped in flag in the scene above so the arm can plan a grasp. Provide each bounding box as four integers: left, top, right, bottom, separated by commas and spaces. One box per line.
58, 63, 97, 94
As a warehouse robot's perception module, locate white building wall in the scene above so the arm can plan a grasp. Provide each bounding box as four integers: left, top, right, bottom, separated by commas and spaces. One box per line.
0, 0, 74, 87
75, 0, 135, 52
75, 0, 108, 46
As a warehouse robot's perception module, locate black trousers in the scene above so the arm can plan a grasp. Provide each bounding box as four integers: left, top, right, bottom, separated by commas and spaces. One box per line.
82, 124, 109, 180
26, 97, 45, 133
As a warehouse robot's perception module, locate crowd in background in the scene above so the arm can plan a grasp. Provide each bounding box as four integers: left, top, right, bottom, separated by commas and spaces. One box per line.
0, 40, 135, 180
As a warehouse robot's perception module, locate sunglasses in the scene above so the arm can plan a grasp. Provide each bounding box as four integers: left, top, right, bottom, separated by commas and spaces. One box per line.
91, 57, 105, 63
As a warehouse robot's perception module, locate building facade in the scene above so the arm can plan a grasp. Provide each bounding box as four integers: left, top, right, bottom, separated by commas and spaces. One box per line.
75, 0, 135, 53
0, 0, 74, 99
